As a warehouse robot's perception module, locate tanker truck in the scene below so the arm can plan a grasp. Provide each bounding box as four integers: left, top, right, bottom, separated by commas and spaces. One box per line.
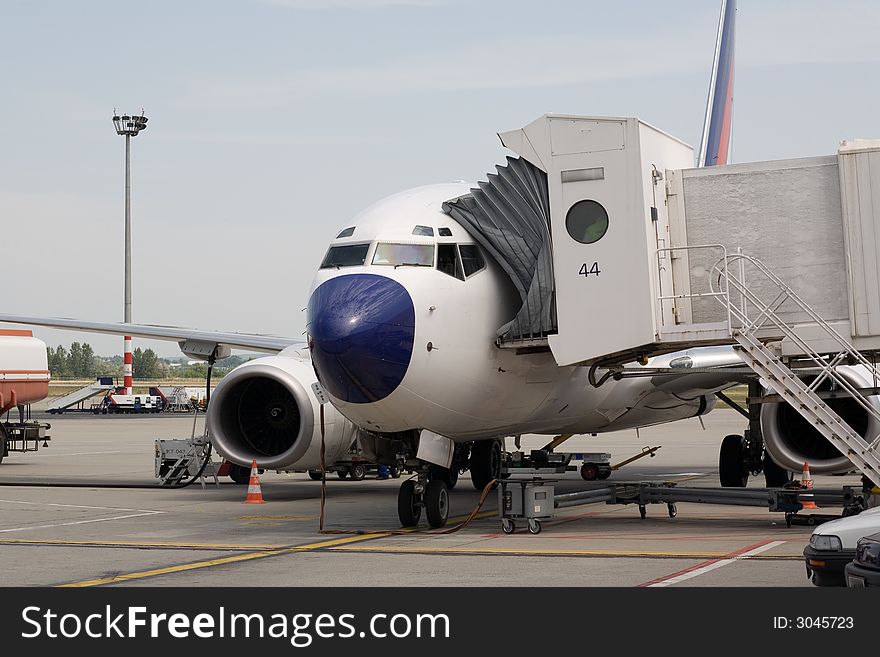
0, 329, 51, 464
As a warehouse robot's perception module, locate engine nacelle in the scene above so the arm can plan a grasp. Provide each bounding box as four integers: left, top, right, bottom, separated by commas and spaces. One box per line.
761, 366, 880, 474
206, 349, 356, 470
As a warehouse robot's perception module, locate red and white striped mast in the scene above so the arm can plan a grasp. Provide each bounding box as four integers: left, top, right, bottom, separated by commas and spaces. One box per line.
112, 111, 148, 396
123, 336, 133, 394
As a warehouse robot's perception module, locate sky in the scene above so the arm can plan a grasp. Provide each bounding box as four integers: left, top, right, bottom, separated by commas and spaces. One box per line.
2, 0, 879, 356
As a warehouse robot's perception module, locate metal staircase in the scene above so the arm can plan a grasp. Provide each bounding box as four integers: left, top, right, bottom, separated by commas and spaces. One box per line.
708, 253, 880, 488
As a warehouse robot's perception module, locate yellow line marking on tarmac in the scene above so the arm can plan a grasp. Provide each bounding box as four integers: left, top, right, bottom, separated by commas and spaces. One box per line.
0, 538, 284, 551
450, 510, 495, 523
59, 534, 390, 588
56, 508, 497, 586
328, 544, 802, 560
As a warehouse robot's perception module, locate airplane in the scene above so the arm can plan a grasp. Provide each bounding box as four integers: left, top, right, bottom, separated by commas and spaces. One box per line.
1, 1, 869, 527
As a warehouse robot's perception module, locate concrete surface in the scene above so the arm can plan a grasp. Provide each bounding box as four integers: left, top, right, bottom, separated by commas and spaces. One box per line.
0, 410, 860, 587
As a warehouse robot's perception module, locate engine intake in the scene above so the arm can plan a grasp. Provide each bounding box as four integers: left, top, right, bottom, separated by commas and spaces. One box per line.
208, 360, 315, 469
206, 352, 357, 471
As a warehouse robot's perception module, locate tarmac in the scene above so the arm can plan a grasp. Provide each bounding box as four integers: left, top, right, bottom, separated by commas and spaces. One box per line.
0, 408, 859, 587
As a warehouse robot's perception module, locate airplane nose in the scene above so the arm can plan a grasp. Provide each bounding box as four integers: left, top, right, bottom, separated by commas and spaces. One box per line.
307, 274, 415, 404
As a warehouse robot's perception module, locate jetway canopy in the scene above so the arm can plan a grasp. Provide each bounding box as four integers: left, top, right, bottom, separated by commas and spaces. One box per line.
443, 157, 556, 341
468, 113, 880, 366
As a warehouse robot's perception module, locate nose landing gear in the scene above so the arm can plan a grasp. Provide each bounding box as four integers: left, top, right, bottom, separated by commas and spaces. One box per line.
397, 470, 450, 529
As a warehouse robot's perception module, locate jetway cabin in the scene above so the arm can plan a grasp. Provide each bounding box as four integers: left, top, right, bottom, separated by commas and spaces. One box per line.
455, 114, 880, 367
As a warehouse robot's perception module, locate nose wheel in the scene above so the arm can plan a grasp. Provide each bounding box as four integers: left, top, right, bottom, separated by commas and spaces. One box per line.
397, 480, 421, 527
397, 472, 449, 529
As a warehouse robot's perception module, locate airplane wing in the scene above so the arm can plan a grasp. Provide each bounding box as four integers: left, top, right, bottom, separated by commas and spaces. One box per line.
0, 314, 300, 355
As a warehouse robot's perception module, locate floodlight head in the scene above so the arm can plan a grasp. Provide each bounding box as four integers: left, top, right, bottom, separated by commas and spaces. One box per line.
112, 110, 148, 137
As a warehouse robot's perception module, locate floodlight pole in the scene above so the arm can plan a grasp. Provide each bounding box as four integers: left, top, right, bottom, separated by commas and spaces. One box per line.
124, 132, 131, 326
112, 111, 148, 395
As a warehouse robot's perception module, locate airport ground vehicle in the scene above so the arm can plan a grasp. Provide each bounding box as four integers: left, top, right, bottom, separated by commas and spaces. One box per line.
0, 330, 51, 464
804, 506, 880, 586
306, 443, 402, 481
307, 461, 401, 481
844, 532, 880, 587
92, 387, 166, 414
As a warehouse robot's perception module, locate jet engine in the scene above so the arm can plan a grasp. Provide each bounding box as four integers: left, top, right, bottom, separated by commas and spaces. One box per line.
206, 350, 356, 470
761, 366, 880, 474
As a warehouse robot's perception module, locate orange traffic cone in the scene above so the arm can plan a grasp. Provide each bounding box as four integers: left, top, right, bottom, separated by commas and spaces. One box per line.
243, 459, 266, 504
801, 462, 818, 509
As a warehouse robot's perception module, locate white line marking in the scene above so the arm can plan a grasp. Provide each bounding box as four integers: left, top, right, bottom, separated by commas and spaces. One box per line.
0, 499, 164, 534
0, 499, 159, 512
0, 512, 164, 534
646, 540, 786, 587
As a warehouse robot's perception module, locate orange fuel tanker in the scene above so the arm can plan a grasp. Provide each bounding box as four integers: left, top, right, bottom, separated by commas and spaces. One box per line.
0, 329, 51, 463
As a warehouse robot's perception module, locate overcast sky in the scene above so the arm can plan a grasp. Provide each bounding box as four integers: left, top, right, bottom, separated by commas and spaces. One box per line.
2, 0, 879, 356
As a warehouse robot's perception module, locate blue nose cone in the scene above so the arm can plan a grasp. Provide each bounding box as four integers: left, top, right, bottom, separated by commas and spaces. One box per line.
307, 274, 415, 404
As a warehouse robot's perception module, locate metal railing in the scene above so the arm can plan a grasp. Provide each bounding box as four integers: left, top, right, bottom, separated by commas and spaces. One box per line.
655, 244, 732, 334
708, 253, 880, 455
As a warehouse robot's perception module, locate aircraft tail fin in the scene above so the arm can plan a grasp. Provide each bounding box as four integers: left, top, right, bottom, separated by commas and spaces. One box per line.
698, 0, 737, 167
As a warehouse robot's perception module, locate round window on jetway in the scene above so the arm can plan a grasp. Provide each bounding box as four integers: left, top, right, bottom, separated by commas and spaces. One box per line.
565, 200, 609, 244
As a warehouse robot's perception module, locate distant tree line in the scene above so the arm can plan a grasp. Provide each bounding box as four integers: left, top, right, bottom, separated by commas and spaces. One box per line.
46, 343, 254, 380
46, 343, 97, 378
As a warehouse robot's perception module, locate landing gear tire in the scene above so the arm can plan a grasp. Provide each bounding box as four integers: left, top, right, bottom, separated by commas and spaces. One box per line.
580, 463, 599, 481
470, 439, 502, 489
430, 466, 458, 490
307, 470, 323, 481
228, 464, 250, 485
397, 480, 421, 527
390, 466, 401, 479
763, 451, 793, 488
667, 503, 677, 518
424, 479, 449, 528
349, 464, 366, 481
719, 434, 749, 487
528, 519, 542, 535
337, 470, 348, 480
639, 505, 647, 519
446, 468, 459, 489
501, 518, 516, 534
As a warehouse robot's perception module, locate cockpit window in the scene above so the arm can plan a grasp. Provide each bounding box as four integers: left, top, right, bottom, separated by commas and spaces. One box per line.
320, 243, 370, 269
438, 227, 453, 237
372, 242, 434, 267
437, 244, 464, 280
412, 225, 434, 237
336, 226, 355, 238
459, 244, 486, 277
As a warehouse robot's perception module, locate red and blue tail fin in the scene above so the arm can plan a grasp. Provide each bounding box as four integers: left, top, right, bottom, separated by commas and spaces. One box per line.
698, 0, 736, 167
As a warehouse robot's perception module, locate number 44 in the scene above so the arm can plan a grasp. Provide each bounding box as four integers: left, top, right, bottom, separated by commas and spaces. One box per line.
579, 262, 601, 277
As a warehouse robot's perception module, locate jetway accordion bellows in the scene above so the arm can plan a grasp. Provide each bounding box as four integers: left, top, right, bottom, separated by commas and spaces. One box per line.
442, 156, 557, 341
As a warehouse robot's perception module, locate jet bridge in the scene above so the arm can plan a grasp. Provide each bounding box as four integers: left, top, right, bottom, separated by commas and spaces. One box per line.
490, 114, 880, 367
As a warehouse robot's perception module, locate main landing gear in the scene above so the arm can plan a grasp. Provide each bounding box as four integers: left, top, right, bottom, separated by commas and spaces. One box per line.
397, 471, 449, 529
718, 381, 793, 489
470, 438, 502, 489
719, 433, 793, 488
